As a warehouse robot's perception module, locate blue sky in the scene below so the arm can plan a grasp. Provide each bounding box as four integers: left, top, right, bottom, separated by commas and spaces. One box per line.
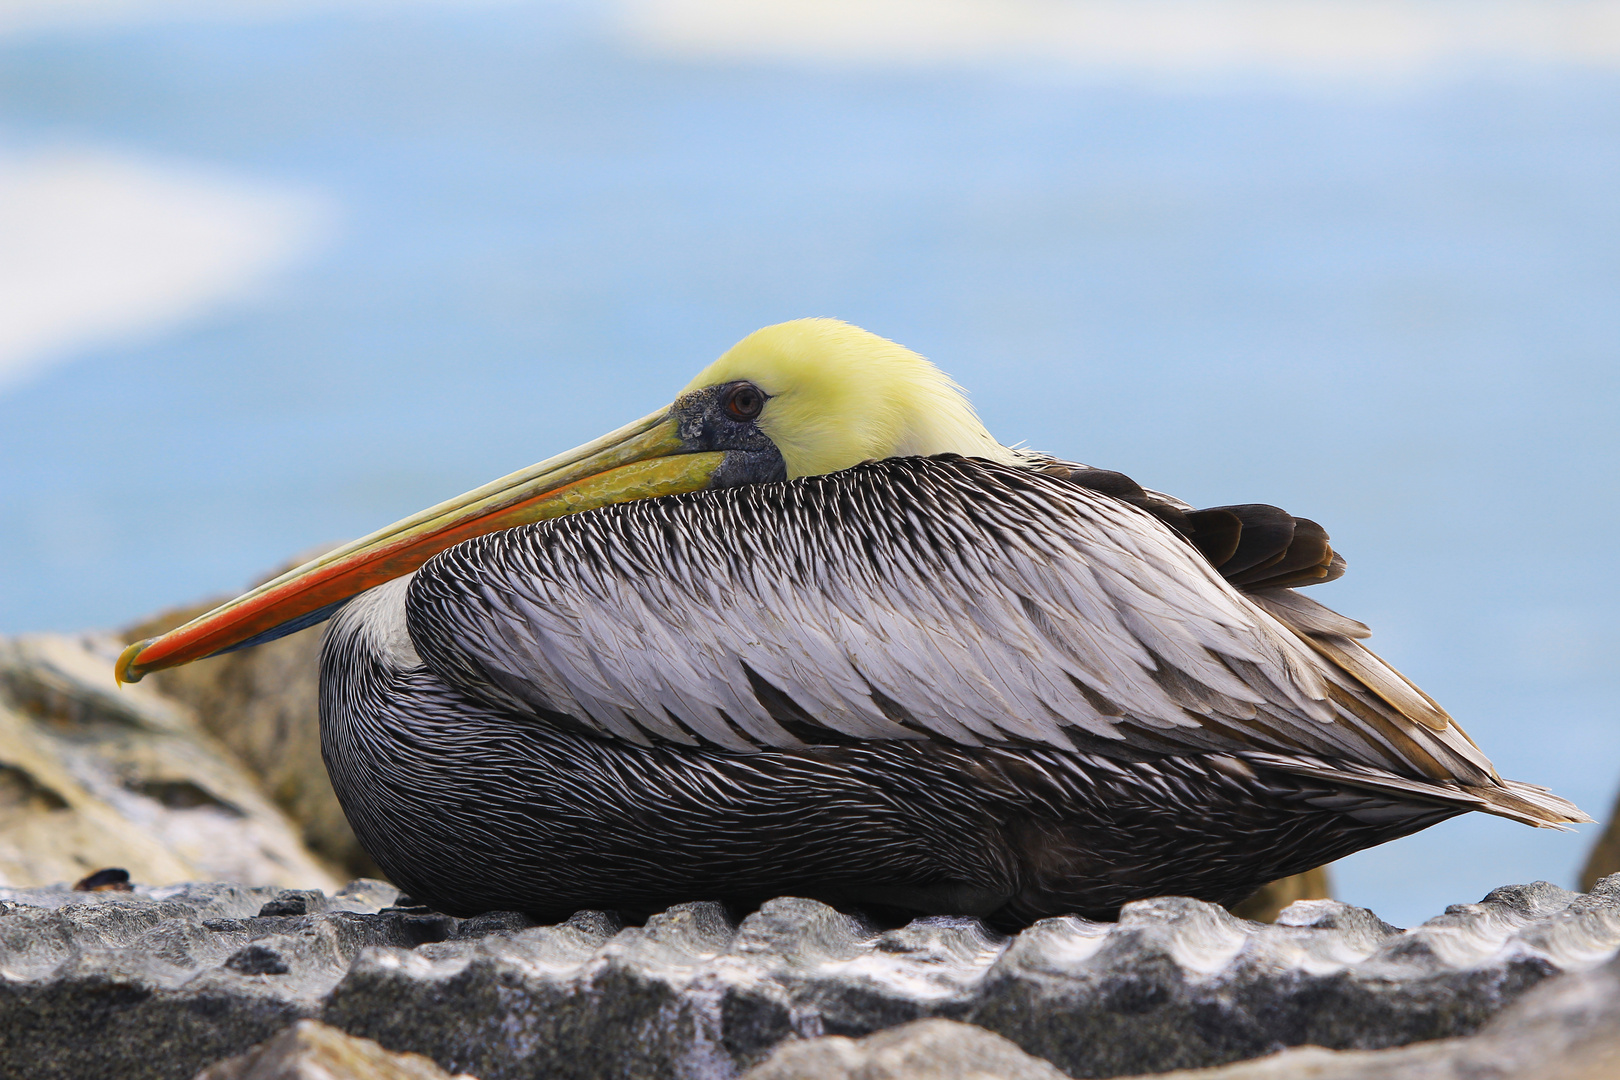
1, 0, 1617, 926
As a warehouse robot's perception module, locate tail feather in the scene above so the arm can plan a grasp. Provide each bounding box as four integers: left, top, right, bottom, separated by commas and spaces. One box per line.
1241, 750, 1593, 831
1491, 777, 1594, 829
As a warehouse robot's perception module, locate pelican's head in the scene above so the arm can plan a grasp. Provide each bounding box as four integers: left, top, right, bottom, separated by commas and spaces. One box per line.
680, 319, 1018, 479
117, 319, 1020, 682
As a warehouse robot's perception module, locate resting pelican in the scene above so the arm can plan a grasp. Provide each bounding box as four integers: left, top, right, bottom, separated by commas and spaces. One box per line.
118, 319, 1586, 925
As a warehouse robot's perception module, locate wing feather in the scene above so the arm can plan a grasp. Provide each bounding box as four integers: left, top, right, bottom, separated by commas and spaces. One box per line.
403, 456, 1580, 824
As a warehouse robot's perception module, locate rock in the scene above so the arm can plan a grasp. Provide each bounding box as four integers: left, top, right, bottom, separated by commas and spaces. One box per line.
0, 634, 338, 892
1103, 944, 1620, 1079
1448, 947, 1620, 1080
1579, 787, 1620, 892
744, 951, 1620, 1080
0, 879, 406, 1080
2, 875, 1618, 1080
741, 1018, 1070, 1080
1228, 865, 1332, 923
1123, 1045, 1460, 1080
124, 566, 379, 880
195, 1020, 477, 1080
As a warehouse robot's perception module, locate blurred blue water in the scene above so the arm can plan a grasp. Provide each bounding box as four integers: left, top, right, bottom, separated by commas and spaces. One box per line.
1, 4, 1616, 926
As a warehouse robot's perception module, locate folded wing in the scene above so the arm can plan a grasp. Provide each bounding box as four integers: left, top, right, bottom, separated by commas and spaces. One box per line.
405, 456, 1585, 828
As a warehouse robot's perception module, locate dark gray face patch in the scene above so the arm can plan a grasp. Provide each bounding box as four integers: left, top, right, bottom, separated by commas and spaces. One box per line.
672, 383, 788, 488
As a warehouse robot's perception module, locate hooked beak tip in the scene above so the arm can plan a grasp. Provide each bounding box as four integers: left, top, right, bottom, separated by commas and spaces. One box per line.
115, 639, 152, 686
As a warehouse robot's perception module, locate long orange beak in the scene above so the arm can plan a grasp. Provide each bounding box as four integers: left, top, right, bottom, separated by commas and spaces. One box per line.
116, 409, 724, 684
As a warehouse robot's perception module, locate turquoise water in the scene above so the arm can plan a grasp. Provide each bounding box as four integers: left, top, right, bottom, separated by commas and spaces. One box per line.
1, 4, 1616, 927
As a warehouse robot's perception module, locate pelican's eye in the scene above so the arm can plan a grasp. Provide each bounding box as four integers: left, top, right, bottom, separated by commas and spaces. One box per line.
723, 383, 766, 422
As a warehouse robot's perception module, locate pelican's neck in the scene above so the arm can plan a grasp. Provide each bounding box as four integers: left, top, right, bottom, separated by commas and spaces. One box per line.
331, 574, 422, 673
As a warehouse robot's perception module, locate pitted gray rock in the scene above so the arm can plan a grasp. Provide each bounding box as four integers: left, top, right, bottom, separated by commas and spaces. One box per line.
1, 876, 1618, 1080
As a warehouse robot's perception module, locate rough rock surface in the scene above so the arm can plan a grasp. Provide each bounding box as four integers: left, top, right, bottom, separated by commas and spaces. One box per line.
123, 568, 379, 880
196, 1019, 477, 1080
1228, 864, 1331, 923
1580, 785, 1620, 892
741, 1018, 1070, 1080
1111, 942, 1620, 1080
0, 634, 337, 891
2, 876, 1618, 1080
743, 945, 1620, 1080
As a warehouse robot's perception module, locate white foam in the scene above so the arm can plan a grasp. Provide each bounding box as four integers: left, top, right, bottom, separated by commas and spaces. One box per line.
621, 0, 1620, 75
0, 144, 329, 394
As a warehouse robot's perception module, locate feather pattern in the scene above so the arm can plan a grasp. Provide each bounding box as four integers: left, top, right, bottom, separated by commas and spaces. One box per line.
318, 456, 1586, 925
403, 456, 1574, 826
320, 580, 1470, 925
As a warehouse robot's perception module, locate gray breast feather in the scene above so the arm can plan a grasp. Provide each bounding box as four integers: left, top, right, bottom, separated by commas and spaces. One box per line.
403, 457, 1489, 783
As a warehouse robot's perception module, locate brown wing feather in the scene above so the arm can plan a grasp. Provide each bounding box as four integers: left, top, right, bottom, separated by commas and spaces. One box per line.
986, 465, 1576, 824
1037, 462, 1589, 822
1041, 465, 1345, 594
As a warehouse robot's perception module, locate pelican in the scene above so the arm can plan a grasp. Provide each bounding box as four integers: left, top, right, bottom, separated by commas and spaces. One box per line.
118, 319, 1586, 926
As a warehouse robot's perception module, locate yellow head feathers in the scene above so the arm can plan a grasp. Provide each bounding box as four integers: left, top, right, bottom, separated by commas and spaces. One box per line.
684, 319, 1020, 479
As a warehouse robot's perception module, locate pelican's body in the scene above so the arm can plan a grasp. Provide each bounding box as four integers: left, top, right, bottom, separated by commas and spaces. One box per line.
120, 320, 1587, 925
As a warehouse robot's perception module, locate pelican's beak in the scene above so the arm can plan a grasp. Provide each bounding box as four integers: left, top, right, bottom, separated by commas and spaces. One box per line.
116, 408, 723, 684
